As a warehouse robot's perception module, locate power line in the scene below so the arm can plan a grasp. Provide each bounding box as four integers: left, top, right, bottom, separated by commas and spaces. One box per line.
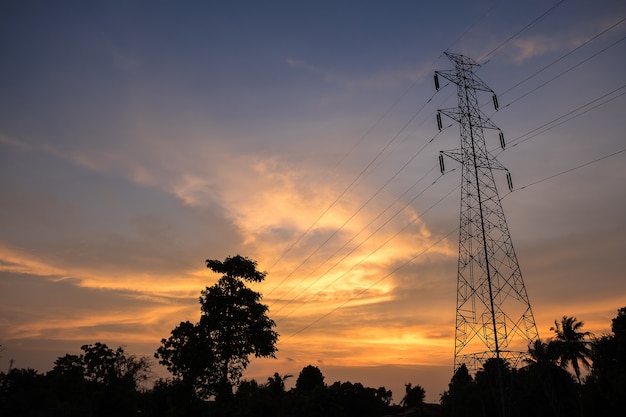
478, 0, 567, 64
277, 83, 626, 339
499, 17, 626, 98
265, 89, 441, 297
503, 85, 626, 150
500, 34, 626, 109
264, 2, 520, 291
263, 76, 423, 278
270, 130, 445, 309
274, 74, 626, 333
280, 142, 626, 339
280, 170, 459, 320
268, 3, 621, 331
445, 0, 504, 54
281, 204, 460, 340
276, 166, 444, 319
505, 147, 626, 196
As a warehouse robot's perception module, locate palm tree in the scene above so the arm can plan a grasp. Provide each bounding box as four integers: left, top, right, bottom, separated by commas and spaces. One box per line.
525, 339, 557, 367
265, 372, 292, 396
550, 316, 592, 384
524, 338, 573, 417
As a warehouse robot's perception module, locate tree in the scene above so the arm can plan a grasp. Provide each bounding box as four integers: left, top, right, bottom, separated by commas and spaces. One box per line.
475, 358, 515, 417
154, 320, 214, 399
401, 383, 425, 408
585, 307, 626, 414
47, 343, 151, 416
295, 365, 325, 393
156, 255, 278, 409
291, 365, 329, 417
326, 381, 393, 417
525, 339, 558, 367
81, 343, 151, 389
611, 306, 626, 337
441, 364, 473, 415
520, 339, 576, 417
232, 374, 293, 417
0, 368, 47, 416
550, 316, 592, 384
266, 372, 292, 397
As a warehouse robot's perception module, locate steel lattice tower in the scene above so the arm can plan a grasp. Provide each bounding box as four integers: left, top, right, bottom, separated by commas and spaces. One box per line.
435, 52, 539, 374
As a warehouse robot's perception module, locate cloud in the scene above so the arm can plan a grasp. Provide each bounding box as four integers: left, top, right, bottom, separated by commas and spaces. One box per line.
0, 272, 198, 341
506, 35, 563, 63
0, 133, 34, 151
0, 244, 67, 278
286, 57, 433, 98
497, 12, 626, 64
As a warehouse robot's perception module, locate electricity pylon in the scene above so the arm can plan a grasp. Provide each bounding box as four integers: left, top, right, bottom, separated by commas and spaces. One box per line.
435, 52, 539, 375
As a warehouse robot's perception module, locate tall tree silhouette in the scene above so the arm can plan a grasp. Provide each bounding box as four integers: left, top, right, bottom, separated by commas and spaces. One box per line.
156, 255, 278, 411
550, 316, 592, 384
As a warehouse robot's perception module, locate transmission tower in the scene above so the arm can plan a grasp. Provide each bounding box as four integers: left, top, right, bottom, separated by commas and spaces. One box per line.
435, 52, 539, 374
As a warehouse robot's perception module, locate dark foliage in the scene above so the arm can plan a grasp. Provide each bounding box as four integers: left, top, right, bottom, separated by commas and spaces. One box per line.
401, 382, 426, 408
0, 343, 150, 417
583, 307, 626, 414
295, 365, 325, 393
441, 358, 579, 417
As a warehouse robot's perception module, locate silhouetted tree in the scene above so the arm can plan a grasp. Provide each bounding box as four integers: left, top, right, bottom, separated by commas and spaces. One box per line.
0, 368, 47, 417
290, 365, 330, 417
154, 319, 212, 409
401, 382, 425, 408
141, 377, 200, 417
584, 307, 626, 414
550, 316, 592, 384
295, 365, 325, 393
326, 380, 393, 417
518, 340, 576, 417
525, 339, 557, 367
234, 373, 292, 417
45, 343, 151, 416
47, 354, 90, 414
376, 386, 393, 407
441, 364, 480, 416
156, 255, 278, 413
266, 372, 292, 397
233, 379, 268, 417
81, 343, 150, 388
481, 359, 515, 417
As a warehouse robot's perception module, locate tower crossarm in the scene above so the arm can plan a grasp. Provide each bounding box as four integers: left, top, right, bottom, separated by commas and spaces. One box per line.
439, 107, 500, 131
436, 69, 494, 94
440, 149, 508, 172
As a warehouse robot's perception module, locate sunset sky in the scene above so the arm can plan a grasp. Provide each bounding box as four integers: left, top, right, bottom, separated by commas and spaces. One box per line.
1, 0, 625, 402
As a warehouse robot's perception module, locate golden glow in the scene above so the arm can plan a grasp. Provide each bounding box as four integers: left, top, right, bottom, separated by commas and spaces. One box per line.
1, 127, 622, 397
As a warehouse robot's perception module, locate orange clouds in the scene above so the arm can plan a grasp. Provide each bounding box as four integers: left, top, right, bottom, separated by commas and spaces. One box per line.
0, 244, 67, 277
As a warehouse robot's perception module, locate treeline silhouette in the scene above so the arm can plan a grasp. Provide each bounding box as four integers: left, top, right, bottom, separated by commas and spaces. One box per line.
0, 256, 624, 416
1, 308, 625, 416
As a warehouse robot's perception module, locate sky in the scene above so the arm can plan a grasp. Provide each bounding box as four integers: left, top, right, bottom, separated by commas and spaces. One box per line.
1, 0, 625, 403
